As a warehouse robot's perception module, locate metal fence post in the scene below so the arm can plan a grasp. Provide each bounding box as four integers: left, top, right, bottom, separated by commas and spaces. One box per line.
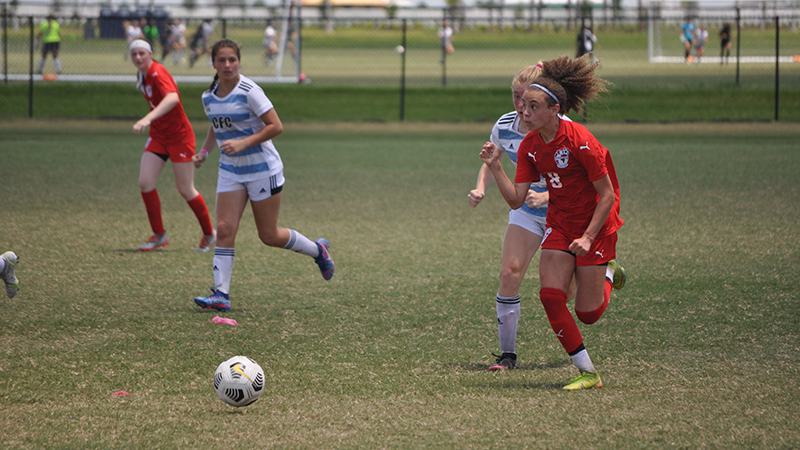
774, 15, 779, 122
441, 9, 447, 88
28, 15, 33, 118
735, 7, 740, 86
400, 18, 406, 121
3, 3, 7, 84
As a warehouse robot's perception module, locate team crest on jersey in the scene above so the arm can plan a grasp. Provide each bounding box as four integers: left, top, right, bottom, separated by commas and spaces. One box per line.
555, 148, 570, 168
145, 85, 152, 98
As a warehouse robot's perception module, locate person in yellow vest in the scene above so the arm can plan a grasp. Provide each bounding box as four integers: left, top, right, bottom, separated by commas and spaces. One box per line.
36, 14, 61, 74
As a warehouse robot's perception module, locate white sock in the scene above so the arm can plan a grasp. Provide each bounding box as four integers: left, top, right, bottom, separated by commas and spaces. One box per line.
54, 58, 62, 73
496, 294, 520, 354
37, 59, 45, 72
570, 348, 596, 373
213, 247, 235, 295
605, 265, 616, 283
283, 229, 319, 258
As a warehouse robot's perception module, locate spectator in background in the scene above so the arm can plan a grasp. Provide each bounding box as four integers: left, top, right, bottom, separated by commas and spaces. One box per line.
144, 17, 160, 54
681, 18, 694, 63
438, 19, 454, 63
693, 24, 708, 65
576, 25, 598, 63
189, 19, 215, 68
36, 14, 61, 74
124, 20, 144, 60
166, 19, 188, 65
263, 19, 279, 65
720, 22, 732, 64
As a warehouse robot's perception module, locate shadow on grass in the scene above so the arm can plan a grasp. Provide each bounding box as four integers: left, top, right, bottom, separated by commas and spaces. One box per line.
458, 359, 570, 372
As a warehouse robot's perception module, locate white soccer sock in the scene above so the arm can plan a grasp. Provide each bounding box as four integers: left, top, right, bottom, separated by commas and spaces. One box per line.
54, 58, 62, 73
605, 265, 616, 283
213, 247, 235, 295
283, 229, 320, 258
496, 294, 521, 354
37, 59, 45, 73
570, 348, 596, 373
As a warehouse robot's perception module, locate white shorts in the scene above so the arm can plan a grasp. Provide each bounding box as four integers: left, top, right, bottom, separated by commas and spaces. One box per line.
508, 208, 547, 237
217, 172, 285, 202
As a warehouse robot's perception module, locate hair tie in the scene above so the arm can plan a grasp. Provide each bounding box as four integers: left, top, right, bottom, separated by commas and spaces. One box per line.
536, 63, 543, 68
529, 83, 559, 104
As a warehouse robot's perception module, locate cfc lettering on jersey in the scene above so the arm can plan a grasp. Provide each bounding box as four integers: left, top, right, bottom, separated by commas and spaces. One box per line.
212, 116, 233, 129
555, 148, 570, 169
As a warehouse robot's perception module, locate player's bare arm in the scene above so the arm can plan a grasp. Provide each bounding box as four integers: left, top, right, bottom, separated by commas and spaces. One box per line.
479, 141, 529, 210
133, 91, 180, 134
469, 152, 503, 208
192, 128, 217, 168
568, 174, 615, 256
220, 108, 283, 156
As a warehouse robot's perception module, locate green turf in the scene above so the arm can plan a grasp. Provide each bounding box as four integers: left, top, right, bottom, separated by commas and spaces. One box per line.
2, 82, 799, 122
0, 120, 798, 448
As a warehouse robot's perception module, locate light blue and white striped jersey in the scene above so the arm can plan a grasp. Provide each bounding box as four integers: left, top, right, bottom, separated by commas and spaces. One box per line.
489, 111, 547, 218
202, 74, 284, 182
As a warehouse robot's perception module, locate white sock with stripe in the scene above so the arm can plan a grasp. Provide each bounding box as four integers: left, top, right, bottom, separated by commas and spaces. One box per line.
213, 247, 235, 295
496, 294, 521, 354
283, 229, 320, 258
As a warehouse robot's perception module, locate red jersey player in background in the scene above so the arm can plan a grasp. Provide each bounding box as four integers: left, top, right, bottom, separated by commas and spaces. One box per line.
480, 55, 627, 391
128, 39, 215, 252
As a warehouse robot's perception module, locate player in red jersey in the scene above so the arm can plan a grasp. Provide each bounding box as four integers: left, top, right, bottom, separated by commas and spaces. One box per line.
480, 55, 627, 390
128, 39, 215, 252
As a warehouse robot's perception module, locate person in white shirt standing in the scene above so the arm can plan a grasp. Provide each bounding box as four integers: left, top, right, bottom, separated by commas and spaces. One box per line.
192, 39, 335, 312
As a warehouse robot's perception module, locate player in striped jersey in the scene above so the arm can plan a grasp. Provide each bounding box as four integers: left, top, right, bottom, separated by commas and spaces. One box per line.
192, 39, 334, 312
469, 64, 574, 372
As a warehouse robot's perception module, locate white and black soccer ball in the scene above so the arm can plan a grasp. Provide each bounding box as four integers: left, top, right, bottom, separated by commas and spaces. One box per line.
214, 356, 265, 407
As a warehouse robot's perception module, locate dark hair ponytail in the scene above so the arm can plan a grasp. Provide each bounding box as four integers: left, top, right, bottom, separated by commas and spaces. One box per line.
208, 74, 219, 92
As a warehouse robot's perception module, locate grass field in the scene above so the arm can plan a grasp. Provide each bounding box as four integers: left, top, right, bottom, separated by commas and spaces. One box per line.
0, 119, 798, 448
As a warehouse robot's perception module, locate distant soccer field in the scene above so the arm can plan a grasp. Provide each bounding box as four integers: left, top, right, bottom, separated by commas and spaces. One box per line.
1, 120, 798, 449
4, 23, 799, 88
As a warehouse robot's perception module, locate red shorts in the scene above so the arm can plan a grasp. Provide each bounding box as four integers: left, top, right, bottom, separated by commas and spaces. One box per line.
541, 226, 617, 266
144, 133, 196, 163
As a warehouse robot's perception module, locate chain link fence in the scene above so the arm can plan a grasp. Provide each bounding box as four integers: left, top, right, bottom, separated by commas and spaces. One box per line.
2, 4, 799, 120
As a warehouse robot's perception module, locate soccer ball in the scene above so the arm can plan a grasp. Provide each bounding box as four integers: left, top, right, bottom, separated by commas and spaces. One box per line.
213, 356, 265, 407
395, 45, 405, 54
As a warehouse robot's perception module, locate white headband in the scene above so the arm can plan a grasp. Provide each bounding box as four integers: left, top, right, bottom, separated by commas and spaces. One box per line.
529, 83, 559, 104
129, 39, 152, 54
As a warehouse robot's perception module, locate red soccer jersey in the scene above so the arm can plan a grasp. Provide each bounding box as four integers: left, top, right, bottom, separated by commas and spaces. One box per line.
138, 61, 193, 140
515, 120, 623, 238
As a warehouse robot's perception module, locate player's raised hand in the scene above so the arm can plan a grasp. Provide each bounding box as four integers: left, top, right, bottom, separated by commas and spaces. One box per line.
479, 142, 500, 166
132, 118, 151, 135
468, 189, 485, 208
192, 151, 207, 168
525, 190, 548, 209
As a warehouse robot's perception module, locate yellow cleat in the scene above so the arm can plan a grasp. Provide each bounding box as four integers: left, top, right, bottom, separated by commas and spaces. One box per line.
608, 259, 626, 290
562, 371, 603, 391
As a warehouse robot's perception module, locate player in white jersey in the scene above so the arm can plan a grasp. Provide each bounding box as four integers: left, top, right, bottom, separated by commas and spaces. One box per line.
468, 63, 574, 371
192, 39, 334, 312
